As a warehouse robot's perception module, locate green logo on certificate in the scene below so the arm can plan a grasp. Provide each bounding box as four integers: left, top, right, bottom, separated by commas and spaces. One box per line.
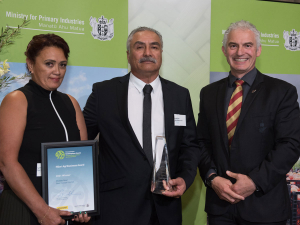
55, 150, 65, 159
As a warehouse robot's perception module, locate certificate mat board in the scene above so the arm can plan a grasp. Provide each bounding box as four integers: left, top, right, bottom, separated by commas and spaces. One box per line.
41, 140, 99, 216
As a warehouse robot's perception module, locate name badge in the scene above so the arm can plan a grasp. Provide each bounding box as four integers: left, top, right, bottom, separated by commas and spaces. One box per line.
36, 163, 41, 177
174, 114, 186, 126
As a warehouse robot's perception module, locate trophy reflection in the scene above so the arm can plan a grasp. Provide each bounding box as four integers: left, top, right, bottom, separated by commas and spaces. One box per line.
151, 136, 172, 194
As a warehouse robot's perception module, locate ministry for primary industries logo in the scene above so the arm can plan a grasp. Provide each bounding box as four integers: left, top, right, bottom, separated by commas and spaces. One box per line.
283, 29, 300, 51
90, 15, 114, 41
55, 150, 65, 160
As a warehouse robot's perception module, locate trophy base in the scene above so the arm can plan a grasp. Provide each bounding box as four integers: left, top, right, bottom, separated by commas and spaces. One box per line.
151, 180, 172, 195
151, 188, 165, 195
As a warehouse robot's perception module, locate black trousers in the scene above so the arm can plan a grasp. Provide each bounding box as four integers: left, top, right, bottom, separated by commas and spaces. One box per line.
148, 210, 160, 225
208, 205, 286, 225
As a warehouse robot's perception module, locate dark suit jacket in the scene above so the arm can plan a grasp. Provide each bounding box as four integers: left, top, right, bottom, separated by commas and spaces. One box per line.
83, 73, 199, 225
197, 70, 300, 223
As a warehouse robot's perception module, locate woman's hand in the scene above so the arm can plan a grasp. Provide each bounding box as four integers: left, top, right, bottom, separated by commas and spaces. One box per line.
37, 207, 72, 225
72, 211, 91, 223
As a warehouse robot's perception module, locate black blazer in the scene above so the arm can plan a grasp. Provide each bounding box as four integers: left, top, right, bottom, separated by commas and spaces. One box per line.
197, 70, 300, 223
83, 73, 200, 225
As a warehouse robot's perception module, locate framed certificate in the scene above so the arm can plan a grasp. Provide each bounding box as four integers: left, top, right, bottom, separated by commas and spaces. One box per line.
41, 140, 100, 216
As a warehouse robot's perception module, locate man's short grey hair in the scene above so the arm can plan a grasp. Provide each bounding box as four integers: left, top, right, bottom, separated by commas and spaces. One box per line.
127, 27, 163, 52
222, 20, 261, 51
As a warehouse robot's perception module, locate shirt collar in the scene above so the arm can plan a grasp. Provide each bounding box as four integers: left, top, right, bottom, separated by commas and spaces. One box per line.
130, 72, 160, 94
228, 67, 257, 87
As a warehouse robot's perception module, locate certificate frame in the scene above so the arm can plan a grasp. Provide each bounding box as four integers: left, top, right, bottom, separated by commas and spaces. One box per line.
41, 140, 99, 217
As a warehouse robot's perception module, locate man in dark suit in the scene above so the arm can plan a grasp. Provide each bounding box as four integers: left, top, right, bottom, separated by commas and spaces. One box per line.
197, 20, 300, 225
83, 27, 199, 225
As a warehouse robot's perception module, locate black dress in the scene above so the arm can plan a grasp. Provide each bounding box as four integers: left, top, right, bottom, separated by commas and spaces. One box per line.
0, 80, 81, 225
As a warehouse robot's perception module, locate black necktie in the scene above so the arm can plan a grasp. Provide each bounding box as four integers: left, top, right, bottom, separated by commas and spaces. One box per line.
143, 84, 153, 162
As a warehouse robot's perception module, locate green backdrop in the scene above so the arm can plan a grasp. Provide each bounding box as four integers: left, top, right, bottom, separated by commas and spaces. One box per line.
211, 0, 300, 75
0, 0, 128, 68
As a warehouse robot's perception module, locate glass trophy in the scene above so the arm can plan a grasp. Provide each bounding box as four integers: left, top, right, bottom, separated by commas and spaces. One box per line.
151, 136, 172, 194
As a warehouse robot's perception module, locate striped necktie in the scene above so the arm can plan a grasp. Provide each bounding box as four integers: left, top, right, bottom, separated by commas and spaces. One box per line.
226, 79, 244, 147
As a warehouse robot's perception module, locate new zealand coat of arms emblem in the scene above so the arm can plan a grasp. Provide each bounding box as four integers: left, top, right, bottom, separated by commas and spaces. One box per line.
90, 15, 114, 41
283, 29, 300, 51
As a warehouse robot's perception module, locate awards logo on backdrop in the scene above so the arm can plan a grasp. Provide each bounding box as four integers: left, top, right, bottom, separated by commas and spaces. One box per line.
0, 0, 128, 195
211, 1, 300, 224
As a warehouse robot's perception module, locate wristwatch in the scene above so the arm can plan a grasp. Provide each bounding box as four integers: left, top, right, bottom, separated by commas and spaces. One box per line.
206, 174, 218, 188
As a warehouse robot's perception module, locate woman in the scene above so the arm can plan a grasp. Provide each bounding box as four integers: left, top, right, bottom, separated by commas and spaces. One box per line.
0, 34, 90, 224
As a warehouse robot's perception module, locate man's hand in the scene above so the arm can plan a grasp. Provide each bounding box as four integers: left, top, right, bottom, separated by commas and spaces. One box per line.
162, 177, 186, 198
226, 171, 256, 198
211, 176, 244, 204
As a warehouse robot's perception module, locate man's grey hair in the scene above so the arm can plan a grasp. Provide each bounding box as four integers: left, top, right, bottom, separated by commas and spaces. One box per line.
127, 27, 163, 52
222, 20, 261, 51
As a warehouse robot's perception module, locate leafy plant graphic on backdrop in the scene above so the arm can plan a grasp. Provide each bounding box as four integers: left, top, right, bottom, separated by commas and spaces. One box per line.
0, 18, 30, 91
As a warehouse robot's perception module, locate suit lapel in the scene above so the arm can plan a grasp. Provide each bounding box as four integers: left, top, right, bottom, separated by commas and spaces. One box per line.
216, 78, 230, 153
235, 71, 264, 134
160, 77, 172, 151
117, 73, 152, 166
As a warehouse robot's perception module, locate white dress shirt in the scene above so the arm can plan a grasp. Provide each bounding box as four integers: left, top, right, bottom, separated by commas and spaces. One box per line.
128, 73, 165, 158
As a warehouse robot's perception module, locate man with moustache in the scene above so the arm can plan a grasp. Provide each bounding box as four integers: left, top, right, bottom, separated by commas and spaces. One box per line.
197, 20, 300, 225
83, 27, 199, 225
